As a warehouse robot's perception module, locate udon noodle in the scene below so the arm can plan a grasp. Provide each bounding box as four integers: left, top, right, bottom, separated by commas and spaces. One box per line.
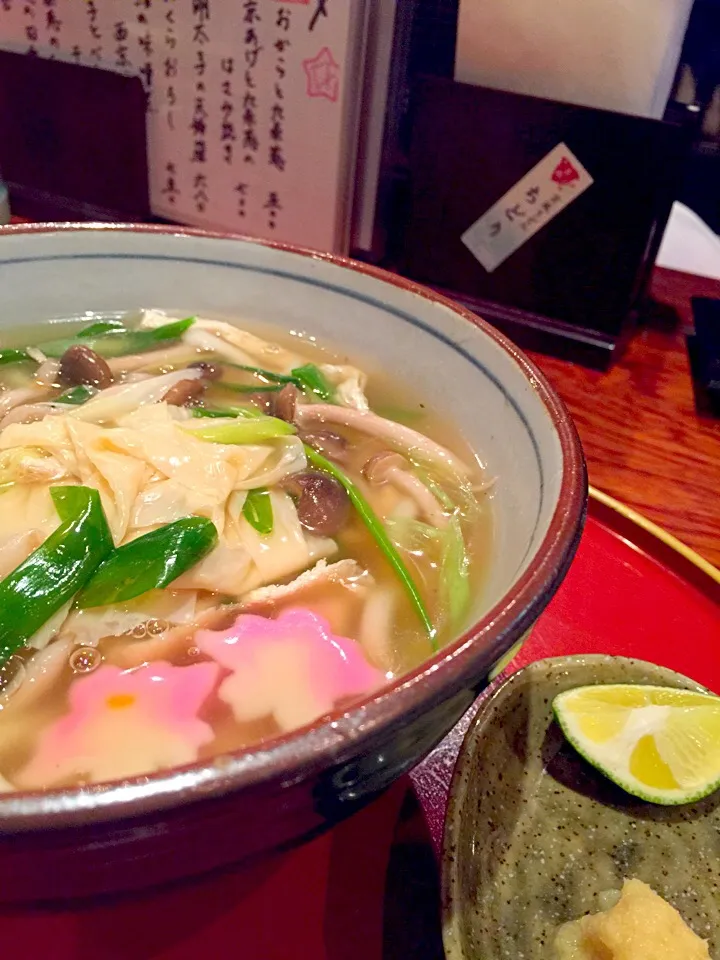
0, 311, 492, 790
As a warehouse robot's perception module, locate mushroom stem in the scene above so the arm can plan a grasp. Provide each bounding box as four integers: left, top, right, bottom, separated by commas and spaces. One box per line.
363, 451, 448, 528
299, 429, 349, 463
34, 359, 61, 387
386, 468, 448, 528
0, 401, 72, 428
107, 344, 203, 375
0, 386, 50, 419
295, 403, 471, 477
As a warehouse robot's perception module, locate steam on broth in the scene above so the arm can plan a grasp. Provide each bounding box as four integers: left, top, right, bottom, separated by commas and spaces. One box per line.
0, 311, 492, 790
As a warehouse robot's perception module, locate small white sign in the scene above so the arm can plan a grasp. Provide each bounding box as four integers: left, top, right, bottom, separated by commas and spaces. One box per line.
461, 143, 594, 273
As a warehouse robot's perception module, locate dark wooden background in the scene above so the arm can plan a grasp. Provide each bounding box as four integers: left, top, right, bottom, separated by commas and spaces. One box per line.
530, 266, 720, 568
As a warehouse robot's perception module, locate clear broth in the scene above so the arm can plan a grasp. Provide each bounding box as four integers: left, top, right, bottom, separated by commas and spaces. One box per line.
0, 312, 493, 789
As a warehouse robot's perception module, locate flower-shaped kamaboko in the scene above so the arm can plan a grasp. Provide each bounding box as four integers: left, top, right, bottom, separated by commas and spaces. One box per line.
195, 608, 384, 732
18, 661, 219, 788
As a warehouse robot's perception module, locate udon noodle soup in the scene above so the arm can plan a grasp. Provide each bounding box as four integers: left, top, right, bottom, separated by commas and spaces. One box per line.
0, 311, 492, 791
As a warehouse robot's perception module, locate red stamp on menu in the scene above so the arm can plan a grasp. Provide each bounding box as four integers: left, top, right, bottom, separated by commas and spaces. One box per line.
302, 47, 340, 102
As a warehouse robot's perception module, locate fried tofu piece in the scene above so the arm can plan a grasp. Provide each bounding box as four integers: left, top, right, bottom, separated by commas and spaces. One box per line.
554, 879, 710, 960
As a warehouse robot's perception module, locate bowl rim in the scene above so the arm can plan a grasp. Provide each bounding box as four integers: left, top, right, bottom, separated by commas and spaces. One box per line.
0, 222, 587, 829
440, 655, 707, 960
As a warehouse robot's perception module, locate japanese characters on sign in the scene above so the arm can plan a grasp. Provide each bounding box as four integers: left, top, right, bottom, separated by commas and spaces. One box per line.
220, 55, 235, 166
461, 143, 594, 273
164, 1, 177, 132
242, 0, 261, 166
113, 19, 129, 69
264, 190, 282, 230
270, 6, 289, 175
190, 0, 209, 210
265, 4, 292, 230
0, 0, 360, 252
45, 0, 63, 53
85, 0, 101, 62
136, 0, 153, 92
191, 0, 209, 216
24, 0, 38, 53
235, 180, 248, 220
162, 160, 180, 208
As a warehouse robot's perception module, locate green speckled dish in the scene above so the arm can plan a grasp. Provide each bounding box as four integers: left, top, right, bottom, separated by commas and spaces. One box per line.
442, 655, 720, 960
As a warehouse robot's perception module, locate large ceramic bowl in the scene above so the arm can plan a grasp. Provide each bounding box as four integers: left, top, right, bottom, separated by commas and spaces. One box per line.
0, 224, 586, 902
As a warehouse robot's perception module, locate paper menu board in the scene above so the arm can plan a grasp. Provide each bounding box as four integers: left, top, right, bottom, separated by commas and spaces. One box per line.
0, 0, 367, 253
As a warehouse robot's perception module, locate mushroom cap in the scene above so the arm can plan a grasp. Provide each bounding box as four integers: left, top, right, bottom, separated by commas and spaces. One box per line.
362, 451, 408, 484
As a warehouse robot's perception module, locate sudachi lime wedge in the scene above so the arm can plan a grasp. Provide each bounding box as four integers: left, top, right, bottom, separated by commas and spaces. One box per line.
552, 684, 720, 805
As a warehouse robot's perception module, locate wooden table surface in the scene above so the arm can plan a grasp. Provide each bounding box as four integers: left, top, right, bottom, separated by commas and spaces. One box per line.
528, 266, 720, 569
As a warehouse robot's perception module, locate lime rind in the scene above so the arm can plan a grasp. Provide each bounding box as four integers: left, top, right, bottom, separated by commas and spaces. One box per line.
552, 684, 720, 807
554, 684, 716, 709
